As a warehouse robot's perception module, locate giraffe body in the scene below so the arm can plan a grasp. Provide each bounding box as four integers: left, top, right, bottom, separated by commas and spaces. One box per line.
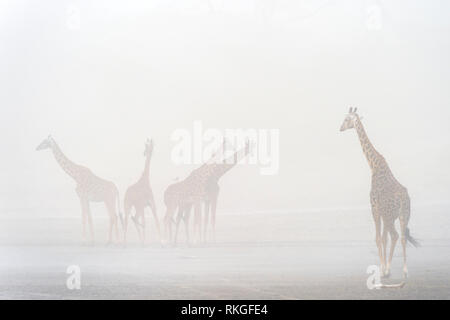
163, 170, 208, 244
203, 179, 220, 242
165, 141, 250, 244
341, 108, 418, 279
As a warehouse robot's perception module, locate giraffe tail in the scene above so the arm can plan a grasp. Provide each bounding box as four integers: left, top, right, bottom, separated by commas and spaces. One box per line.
406, 227, 420, 248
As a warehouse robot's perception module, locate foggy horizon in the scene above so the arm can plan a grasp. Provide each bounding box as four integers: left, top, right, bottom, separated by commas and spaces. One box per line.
1, 0, 449, 216
1, 0, 450, 302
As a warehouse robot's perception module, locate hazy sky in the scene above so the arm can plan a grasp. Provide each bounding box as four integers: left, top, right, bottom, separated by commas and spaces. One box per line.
1, 0, 449, 215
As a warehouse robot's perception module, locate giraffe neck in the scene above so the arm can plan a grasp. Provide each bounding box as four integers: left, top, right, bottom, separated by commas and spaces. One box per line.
186, 146, 248, 188
51, 141, 80, 182
211, 163, 235, 182
210, 147, 248, 181
354, 116, 382, 172
140, 153, 151, 182
186, 162, 220, 187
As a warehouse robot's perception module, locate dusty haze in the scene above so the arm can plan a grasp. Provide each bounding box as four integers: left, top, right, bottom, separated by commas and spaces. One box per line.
0, 0, 449, 300
1, 0, 449, 216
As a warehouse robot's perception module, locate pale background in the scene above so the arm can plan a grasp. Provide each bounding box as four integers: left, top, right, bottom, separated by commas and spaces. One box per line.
1, 0, 449, 217
0, 1, 450, 299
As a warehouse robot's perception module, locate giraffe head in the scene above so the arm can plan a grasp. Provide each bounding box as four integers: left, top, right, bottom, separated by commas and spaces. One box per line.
144, 138, 153, 157
340, 107, 359, 132
36, 135, 54, 151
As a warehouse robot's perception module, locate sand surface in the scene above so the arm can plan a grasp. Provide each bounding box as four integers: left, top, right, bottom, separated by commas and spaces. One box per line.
1, 208, 449, 299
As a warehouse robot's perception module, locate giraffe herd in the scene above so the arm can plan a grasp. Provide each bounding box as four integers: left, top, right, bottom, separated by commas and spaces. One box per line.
36, 108, 418, 281
36, 135, 249, 247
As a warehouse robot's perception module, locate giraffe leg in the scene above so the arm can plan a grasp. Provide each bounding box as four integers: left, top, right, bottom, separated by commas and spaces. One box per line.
136, 207, 145, 246
108, 198, 120, 243
123, 204, 131, 245
132, 209, 143, 242
210, 196, 218, 243
105, 201, 115, 245
381, 223, 389, 277
193, 202, 202, 244
373, 214, 384, 276
399, 217, 408, 278
86, 201, 95, 245
192, 203, 198, 244
191, 207, 197, 243
106, 199, 120, 244
400, 196, 411, 279
183, 204, 193, 245
387, 224, 399, 277
203, 201, 210, 243
114, 212, 119, 243
148, 199, 162, 243
174, 205, 183, 245
164, 204, 176, 244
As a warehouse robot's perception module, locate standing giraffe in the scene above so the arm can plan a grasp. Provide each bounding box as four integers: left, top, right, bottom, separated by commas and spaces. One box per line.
163, 161, 215, 245
36, 135, 121, 244
163, 180, 195, 244
340, 108, 419, 279
171, 140, 250, 244
163, 141, 227, 244
202, 141, 251, 242
123, 139, 161, 245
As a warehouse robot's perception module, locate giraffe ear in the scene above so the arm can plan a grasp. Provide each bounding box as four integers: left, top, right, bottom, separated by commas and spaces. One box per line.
349, 107, 352, 113
354, 107, 358, 113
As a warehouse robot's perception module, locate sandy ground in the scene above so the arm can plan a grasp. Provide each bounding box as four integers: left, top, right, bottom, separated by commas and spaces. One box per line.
0, 209, 449, 299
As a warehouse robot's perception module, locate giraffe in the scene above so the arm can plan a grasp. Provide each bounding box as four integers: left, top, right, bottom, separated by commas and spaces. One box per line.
163, 161, 214, 245
123, 139, 161, 245
201, 141, 251, 242
171, 140, 251, 244
340, 107, 419, 279
36, 135, 122, 245
162, 141, 228, 244
163, 180, 196, 245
